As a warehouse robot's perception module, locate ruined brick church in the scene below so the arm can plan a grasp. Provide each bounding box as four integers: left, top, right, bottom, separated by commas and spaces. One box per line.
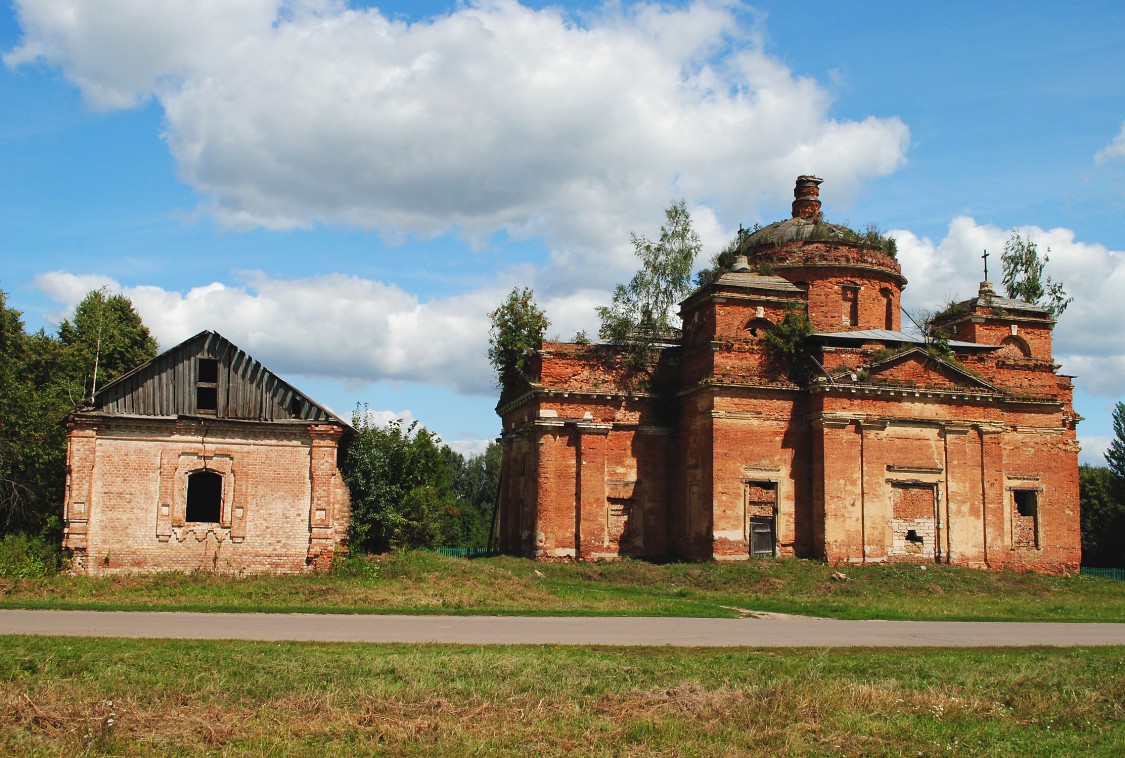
496, 177, 1081, 571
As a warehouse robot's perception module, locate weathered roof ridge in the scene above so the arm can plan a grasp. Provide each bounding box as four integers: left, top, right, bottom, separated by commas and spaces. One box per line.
87, 330, 349, 427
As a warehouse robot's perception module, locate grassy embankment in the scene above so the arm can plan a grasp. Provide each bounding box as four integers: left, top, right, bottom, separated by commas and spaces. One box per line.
3, 636, 1123, 755
2, 551, 1123, 622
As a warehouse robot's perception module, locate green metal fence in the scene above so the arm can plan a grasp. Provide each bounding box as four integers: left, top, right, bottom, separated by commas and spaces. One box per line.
1080, 566, 1125, 581
431, 546, 499, 559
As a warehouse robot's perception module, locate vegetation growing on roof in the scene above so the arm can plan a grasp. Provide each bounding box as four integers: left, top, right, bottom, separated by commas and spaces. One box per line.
487, 287, 549, 389
598, 199, 699, 370
762, 302, 814, 383
1001, 231, 1072, 318
749, 220, 899, 258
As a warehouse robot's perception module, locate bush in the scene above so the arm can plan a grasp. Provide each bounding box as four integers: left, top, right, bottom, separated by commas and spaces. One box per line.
0, 533, 60, 578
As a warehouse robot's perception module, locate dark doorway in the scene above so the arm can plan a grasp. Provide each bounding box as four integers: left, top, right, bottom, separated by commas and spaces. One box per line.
186, 470, 222, 523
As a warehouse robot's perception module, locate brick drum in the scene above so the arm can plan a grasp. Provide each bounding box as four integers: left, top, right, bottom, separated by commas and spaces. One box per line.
496, 177, 1081, 572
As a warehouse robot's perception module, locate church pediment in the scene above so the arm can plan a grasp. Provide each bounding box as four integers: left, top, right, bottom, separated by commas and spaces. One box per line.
839, 347, 998, 393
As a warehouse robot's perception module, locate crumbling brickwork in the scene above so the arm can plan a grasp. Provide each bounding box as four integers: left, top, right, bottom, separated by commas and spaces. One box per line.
63, 332, 351, 575
497, 177, 1081, 572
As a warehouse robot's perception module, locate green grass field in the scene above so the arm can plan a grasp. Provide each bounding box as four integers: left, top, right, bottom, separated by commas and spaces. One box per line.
2, 551, 1123, 622
3, 636, 1123, 756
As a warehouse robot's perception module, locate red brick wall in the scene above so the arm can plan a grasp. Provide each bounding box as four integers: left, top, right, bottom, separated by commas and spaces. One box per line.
747, 241, 904, 333
64, 417, 349, 575
497, 233, 1079, 573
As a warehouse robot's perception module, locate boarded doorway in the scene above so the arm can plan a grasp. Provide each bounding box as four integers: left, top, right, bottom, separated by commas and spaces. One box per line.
745, 481, 777, 558
890, 482, 937, 560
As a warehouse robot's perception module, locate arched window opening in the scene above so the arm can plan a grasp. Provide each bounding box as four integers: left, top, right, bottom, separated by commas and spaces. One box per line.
840, 282, 860, 327
881, 288, 895, 330
746, 318, 773, 338
186, 470, 223, 523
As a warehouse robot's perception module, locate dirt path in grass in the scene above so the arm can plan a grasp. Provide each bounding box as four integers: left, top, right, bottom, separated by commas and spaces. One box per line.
2, 609, 1124, 646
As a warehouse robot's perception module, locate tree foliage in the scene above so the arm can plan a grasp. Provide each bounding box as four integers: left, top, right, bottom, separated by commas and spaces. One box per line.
0, 289, 156, 537
57, 289, 158, 403
1105, 401, 1125, 482
762, 303, 815, 382
1079, 464, 1125, 568
1000, 232, 1072, 318
597, 200, 700, 363
1078, 404, 1125, 567
488, 287, 549, 389
343, 409, 499, 553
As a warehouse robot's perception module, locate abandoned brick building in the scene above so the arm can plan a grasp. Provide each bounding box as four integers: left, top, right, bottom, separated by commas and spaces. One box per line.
496, 177, 1081, 571
63, 331, 351, 574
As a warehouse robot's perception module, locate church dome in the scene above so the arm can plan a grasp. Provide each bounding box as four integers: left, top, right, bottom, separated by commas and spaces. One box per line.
734, 176, 906, 332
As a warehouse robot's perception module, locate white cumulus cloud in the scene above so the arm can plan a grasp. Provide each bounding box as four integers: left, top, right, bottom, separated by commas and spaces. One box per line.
6, 0, 909, 279
891, 217, 1125, 399
1095, 120, 1125, 165
31, 267, 610, 396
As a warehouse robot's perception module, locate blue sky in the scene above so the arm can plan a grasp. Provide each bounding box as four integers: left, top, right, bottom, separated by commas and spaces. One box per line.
2, 0, 1124, 461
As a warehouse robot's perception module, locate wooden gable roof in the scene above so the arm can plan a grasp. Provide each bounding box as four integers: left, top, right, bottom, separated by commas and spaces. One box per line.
87, 331, 347, 425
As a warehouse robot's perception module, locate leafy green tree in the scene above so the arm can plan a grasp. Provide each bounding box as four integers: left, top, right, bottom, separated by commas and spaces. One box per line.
1079, 464, 1125, 567
597, 200, 700, 363
1105, 401, 1125, 482
1000, 232, 1072, 318
344, 411, 462, 552
0, 289, 156, 537
488, 287, 549, 389
0, 291, 34, 531
0, 295, 69, 535
57, 289, 157, 403
763, 302, 815, 382
452, 441, 502, 548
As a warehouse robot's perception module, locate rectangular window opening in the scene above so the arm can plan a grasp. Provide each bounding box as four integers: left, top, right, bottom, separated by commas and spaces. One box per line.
186, 470, 223, 523
196, 386, 217, 412
196, 358, 218, 414
198, 358, 218, 383
1012, 489, 1040, 549
1014, 490, 1038, 517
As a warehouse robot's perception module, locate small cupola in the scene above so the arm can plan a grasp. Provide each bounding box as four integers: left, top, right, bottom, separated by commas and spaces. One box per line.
791, 175, 823, 220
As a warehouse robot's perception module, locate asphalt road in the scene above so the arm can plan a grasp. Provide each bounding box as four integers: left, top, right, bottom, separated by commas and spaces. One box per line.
2, 609, 1124, 647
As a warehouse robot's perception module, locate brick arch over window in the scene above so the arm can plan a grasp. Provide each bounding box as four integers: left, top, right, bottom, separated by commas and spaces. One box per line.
999, 335, 1032, 358
745, 317, 774, 338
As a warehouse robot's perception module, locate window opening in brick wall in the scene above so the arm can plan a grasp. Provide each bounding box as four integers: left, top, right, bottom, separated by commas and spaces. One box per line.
746, 318, 773, 338
841, 283, 860, 327
905, 529, 923, 544
1013, 489, 1040, 549
196, 358, 218, 413
186, 470, 222, 523
881, 288, 894, 330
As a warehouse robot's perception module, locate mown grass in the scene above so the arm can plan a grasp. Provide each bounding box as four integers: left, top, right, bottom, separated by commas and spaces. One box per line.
2, 636, 1122, 756
2, 551, 1123, 622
